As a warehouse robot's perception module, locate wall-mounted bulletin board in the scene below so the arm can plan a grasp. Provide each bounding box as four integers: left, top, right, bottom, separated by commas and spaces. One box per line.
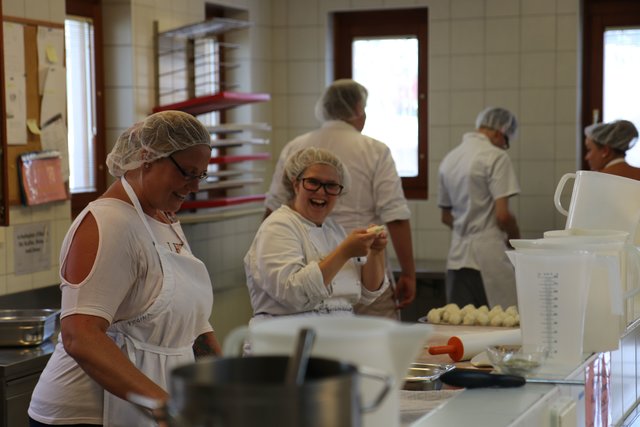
2, 16, 67, 218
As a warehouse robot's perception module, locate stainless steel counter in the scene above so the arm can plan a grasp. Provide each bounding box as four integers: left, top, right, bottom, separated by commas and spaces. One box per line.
0, 338, 55, 379
0, 285, 60, 427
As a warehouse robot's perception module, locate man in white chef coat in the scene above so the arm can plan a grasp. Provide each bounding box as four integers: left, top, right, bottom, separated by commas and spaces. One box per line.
264, 79, 416, 319
438, 107, 520, 309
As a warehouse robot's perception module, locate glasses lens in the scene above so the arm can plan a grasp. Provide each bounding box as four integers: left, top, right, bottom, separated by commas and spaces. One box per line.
324, 183, 343, 195
301, 178, 321, 191
169, 156, 207, 182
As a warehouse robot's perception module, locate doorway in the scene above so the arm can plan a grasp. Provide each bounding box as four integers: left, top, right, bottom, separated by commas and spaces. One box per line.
582, 0, 640, 168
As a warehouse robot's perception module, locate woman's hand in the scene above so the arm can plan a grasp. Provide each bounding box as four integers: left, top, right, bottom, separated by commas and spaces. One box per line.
339, 228, 379, 258
367, 224, 388, 253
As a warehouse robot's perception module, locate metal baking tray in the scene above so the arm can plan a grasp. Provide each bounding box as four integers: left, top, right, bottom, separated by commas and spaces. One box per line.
403, 362, 456, 391
0, 309, 60, 347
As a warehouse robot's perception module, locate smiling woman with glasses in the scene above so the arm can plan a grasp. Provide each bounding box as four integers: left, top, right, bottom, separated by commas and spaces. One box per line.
244, 147, 390, 321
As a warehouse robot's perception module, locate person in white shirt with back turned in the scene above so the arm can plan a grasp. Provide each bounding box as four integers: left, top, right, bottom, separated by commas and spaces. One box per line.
438, 107, 521, 309
264, 79, 415, 319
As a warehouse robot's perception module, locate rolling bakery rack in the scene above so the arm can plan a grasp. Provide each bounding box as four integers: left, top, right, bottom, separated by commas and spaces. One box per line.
153, 17, 271, 214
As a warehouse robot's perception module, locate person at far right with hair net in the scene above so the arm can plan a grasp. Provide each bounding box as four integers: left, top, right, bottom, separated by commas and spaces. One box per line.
437, 107, 521, 309
584, 120, 640, 180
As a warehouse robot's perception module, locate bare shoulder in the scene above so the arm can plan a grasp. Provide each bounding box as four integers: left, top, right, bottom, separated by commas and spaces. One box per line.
63, 213, 99, 284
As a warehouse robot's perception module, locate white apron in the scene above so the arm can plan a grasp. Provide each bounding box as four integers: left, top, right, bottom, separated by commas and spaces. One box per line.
452, 228, 517, 308
103, 178, 213, 427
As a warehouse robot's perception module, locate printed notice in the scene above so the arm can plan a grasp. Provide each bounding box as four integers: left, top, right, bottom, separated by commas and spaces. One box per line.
13, 222, 51, 275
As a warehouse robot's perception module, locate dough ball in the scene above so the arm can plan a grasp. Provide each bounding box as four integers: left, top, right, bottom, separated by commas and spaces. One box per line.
505, 305, 519, 317
489, 313, 505, 327
489, 305, 503, 315
502, 315, 517, 327
448, 312, 463, 325
476, 312, 490, 326
427, 308, 441, 324
442, 310, 451, 322
461, 304, 476, 315
477, 305, 490, 314
462, 312, 477, 325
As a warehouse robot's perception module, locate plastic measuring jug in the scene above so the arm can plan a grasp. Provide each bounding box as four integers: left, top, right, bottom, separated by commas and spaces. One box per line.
542, 229, 631, 352
508, 243, 590, 366
510, 229, 629, 357
554, 171, 640, 244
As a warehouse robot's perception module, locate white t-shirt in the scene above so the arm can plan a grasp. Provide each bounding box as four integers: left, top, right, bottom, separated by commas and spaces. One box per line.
265, 120, 410, 232
437, 132, 520, 269
29, 198, 212, 425
244, 205, 388, 316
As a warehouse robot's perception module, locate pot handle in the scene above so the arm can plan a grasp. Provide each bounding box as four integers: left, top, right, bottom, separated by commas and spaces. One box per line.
357, 366, 394, 413
554, 173, 575, 216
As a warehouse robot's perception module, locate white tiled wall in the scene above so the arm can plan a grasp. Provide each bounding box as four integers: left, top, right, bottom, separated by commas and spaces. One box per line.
271, 0, 581, 265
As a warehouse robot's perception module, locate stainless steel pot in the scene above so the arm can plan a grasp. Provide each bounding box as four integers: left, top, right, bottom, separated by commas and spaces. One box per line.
130, 355, 391, 427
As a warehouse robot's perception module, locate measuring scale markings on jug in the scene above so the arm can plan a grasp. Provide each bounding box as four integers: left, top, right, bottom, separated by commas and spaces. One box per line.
536, 272, 560, 358
513, 251, 589, 366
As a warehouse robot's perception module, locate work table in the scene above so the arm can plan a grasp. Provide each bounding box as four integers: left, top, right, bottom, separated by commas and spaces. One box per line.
404, 320, 640, 426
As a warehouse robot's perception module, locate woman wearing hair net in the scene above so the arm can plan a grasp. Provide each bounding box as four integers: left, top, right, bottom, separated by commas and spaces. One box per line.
264, 79, 415, 320
438, 107, 521, 309
29, 111, 221, 427
584, 120, 640, 180
245, 147, 389, 320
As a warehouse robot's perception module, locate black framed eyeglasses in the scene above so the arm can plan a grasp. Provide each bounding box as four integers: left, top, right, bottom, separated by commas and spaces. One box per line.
299, 177, 344, 195
168, 155, 208, 181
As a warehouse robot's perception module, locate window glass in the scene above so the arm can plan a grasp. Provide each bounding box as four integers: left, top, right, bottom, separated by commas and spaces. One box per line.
353, 37, 419, 177
65, 17, 96, 193
603, 27, 640, 166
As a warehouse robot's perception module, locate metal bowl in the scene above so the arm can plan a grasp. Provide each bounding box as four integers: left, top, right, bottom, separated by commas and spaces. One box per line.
0, 309, 60, 347
402, 362, 455, 391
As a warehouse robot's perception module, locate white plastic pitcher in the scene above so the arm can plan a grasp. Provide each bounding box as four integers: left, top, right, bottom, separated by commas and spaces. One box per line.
510, 229, 628, 356
554, 171, 640, 244
223, 316, 431, 427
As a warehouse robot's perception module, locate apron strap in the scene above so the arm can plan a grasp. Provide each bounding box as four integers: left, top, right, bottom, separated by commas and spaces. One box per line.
121, 177, 161, 247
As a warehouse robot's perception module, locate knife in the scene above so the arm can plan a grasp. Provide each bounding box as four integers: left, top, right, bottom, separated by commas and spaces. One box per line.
440, 368, 584, 389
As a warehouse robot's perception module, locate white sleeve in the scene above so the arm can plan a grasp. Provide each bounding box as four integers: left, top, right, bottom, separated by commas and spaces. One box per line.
358, 274, 390, 305
60, 208, 143, 324
250, 215, 331, 311
488, 153, 520, 199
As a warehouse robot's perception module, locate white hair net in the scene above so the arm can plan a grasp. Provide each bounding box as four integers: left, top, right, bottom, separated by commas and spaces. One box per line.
584, 120, 639, 152
475, 107, 518, 139
314, 79, 368, 122
281, 147, 351, 201
106, 110, 211, 177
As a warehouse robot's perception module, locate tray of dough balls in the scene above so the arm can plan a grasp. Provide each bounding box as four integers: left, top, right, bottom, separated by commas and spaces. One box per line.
419, 303, 520, 330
